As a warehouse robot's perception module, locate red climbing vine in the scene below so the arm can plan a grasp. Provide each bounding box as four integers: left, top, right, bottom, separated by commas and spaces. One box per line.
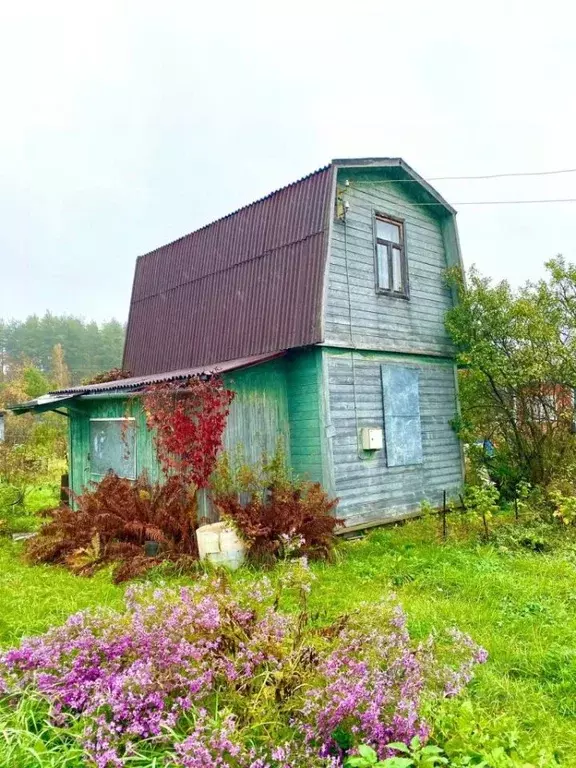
142, 375, 235, 489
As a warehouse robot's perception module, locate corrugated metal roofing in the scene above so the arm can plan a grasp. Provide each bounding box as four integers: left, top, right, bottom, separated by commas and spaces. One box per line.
48, 352, 282, 396
122, 158, 455, 377
123, 165, 334, 376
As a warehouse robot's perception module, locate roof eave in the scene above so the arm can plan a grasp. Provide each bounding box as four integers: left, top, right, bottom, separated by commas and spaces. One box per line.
331, 157, 457, 216
47, 351, 287, 398
9, 394, 80, 415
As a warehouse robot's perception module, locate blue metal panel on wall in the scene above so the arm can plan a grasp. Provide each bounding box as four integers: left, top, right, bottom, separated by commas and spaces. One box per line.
381, 366, 423, 467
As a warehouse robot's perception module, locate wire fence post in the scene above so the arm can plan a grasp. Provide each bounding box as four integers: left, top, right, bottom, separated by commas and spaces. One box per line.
442, 490, 448, 541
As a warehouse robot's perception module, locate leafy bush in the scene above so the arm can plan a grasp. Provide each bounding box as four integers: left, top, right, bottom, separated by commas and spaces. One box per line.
0, 481, 58, 535
550, 489, 576, 526
463, 474, 500, 540
0, 563, 486, 767
345, 738, 449, 767
216, 482, 341, 564
143, 375, 234, 489
211, 440, 293, 499
446, 260, 576, 489
24, 473, 198, 582
82, 368, 133, 385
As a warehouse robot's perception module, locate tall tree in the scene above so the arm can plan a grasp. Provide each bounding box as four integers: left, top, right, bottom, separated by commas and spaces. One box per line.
51, 344, 70, 390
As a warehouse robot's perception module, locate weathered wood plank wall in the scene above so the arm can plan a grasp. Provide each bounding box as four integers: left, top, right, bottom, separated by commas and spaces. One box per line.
324, 350, 462, 528
69, 359, 292, 498
324, 170, 456, 357
321, 168, 463, 526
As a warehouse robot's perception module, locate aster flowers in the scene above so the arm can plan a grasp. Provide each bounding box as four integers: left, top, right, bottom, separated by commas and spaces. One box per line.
0, 567, 486, 767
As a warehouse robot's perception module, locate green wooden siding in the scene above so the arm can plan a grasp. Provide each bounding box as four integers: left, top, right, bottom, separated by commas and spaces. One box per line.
68, 358, 303, 498
286, 348, 326, 484
224, 359, 290, 463
69, 396, 160, 498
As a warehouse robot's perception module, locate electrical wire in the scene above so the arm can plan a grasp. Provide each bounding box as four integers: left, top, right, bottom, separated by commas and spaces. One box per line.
359, 167, 576, 184
393, 198, 576, 206
429, 168, 576, 181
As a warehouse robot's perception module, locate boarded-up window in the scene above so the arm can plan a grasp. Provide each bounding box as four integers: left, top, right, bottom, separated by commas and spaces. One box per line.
89, 418, 137, 479
381, 366, 423, 467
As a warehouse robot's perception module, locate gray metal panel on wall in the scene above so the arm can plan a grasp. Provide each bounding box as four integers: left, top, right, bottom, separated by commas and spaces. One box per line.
326, 351, 463, 528
381, 366, 423, 467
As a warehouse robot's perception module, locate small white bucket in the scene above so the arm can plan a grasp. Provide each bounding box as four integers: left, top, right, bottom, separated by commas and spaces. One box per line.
195, 521, 246, 570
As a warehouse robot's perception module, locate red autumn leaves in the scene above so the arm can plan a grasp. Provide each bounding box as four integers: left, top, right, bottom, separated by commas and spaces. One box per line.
143, 375, 234, 489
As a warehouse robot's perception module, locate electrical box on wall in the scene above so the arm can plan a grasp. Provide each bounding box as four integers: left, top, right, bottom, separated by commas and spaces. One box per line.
361, 427, 383, 451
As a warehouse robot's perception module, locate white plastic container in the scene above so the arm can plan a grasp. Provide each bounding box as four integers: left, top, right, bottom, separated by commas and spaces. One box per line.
195, 521, 246, 570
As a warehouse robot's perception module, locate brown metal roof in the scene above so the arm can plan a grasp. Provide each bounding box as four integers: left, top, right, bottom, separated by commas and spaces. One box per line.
123, 166, 334, 376
122, 158, 456, 377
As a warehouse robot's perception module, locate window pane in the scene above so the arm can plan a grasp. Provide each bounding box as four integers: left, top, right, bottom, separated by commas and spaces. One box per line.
90, 420, 136, 479
392, 247, 404, 292
377, 243, 390, 290
376, 218, 400, 244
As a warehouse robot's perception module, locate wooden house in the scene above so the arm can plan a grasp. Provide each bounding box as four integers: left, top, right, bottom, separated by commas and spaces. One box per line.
14, 158, 465, 529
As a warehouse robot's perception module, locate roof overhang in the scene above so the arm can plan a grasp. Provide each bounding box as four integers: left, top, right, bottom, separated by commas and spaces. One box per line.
9, 393, 80, 415
331, 157, 456, 216
9, 351, 285, 413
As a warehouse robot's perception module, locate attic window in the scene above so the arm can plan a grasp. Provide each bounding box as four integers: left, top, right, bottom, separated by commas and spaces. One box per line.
375, 215, 408, 297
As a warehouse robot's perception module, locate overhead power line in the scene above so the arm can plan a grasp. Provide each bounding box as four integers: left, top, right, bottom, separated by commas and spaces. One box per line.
358, 167, 576, 185
428, 167, 576, 181
409, 198, 576, 206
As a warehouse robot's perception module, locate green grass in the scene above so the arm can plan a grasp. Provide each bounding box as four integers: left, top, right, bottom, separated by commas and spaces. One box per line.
1, 514, 576, 764
0, 482, 61, 535
0, 540, 123, 646
311, 520, 576, 765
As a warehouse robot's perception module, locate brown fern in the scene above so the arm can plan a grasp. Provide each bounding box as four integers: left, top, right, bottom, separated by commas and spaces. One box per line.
25, 473, 199, 582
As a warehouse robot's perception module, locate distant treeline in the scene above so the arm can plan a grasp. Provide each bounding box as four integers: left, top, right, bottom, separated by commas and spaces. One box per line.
0, 314, 125, 384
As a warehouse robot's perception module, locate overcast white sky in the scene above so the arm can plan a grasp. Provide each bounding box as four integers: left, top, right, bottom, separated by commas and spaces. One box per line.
1, 0, 575, 323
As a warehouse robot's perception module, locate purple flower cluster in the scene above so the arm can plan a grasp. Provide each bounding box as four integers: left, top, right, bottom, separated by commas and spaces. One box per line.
0, 573, 486, 767
303, 604, 430, 758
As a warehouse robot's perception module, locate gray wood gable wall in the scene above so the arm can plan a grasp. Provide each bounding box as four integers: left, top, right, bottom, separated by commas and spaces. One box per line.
321, 170, 464, 526
324, 172, 457, 354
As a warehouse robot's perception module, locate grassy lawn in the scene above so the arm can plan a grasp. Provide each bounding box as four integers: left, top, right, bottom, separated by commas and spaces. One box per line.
0, 540, 123, 646
1, 515, 575, 765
